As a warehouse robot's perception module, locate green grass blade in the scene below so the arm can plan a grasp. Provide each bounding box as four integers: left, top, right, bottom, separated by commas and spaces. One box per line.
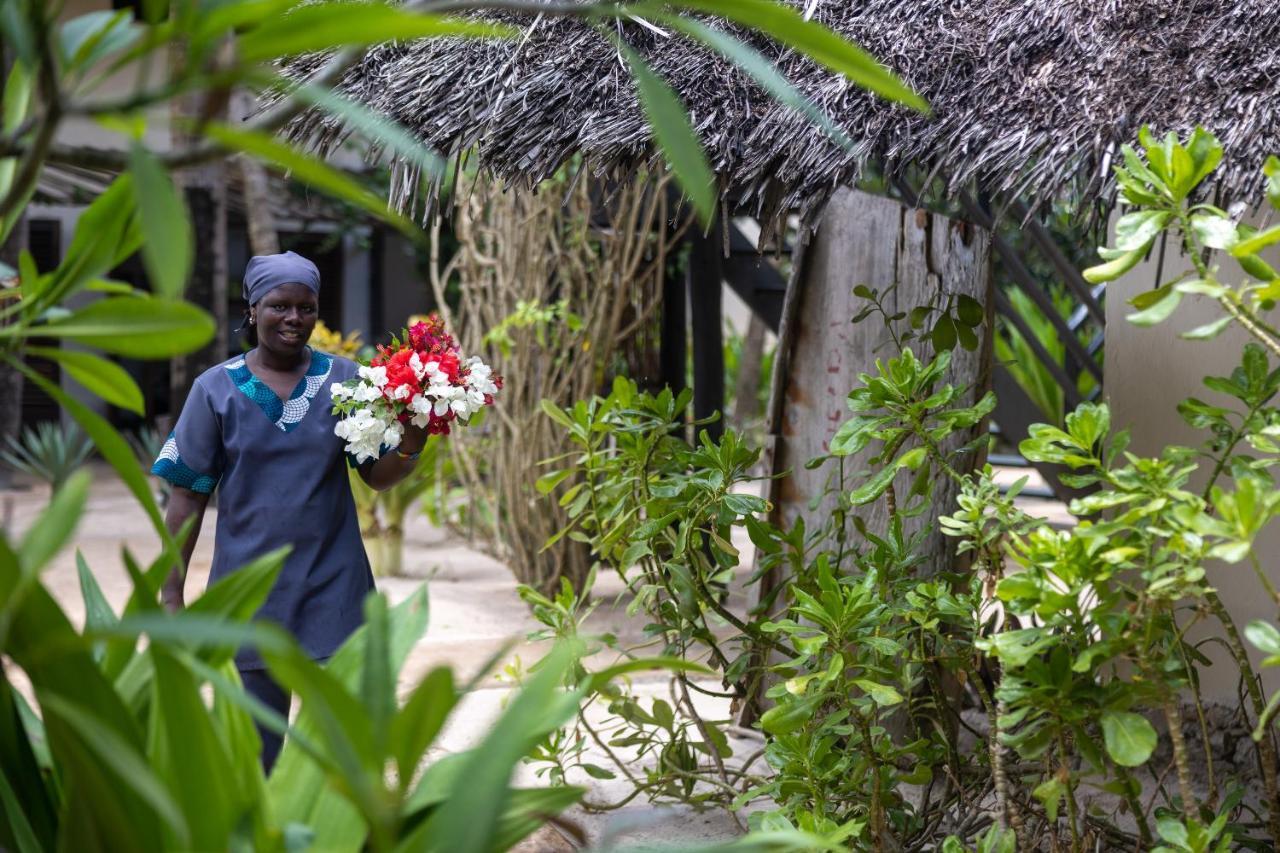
656, 0, 928, 112
613, 38, 716, 226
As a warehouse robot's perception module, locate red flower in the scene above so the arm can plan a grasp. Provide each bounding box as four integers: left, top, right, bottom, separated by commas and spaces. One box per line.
434, 350, 460, 382
383, 349, 420, 398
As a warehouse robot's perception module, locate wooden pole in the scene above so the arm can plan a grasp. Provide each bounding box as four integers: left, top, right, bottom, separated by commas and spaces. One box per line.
688, 222, 724, 442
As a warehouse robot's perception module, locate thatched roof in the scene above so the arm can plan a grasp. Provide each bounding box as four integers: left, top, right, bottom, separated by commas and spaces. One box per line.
283, 0, 1280, 232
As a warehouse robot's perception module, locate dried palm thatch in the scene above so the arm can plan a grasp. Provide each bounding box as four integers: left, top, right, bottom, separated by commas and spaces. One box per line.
283, 0, 1280, 236
428, 167, 683, 594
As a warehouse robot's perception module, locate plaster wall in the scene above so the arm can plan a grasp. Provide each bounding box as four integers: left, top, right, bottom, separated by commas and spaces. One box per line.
1108, 215, 1280, 701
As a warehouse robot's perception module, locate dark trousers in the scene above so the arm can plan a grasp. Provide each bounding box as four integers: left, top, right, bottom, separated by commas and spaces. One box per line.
239, 667, 291, 775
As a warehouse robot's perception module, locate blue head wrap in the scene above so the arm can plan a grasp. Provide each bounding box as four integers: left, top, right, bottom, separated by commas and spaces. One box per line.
242, 251, 321, 306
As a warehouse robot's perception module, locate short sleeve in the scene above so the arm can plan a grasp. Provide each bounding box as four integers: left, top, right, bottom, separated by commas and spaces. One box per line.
151, 378, 224, 494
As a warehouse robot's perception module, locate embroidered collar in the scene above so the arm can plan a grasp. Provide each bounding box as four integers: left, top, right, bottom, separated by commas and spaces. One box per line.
225, 349, 333, 432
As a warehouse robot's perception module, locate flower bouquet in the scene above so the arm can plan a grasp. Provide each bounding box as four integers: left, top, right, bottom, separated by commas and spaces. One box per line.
330, 315, 501, 463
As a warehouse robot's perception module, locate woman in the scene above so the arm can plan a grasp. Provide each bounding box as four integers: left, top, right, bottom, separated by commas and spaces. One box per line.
153, 251, 424, 772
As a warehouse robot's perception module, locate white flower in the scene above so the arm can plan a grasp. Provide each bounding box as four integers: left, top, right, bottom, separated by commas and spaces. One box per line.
330, 382, 353, 400
382, 421, 403, 448
392, 384, 413, 401
358, 365, 388, 388
424, 360, 440, 376
410, 352, 427, 380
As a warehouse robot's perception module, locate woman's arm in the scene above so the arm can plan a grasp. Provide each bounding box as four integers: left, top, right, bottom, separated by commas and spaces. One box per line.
358, 424, 429, 491
161, 486, 211, 612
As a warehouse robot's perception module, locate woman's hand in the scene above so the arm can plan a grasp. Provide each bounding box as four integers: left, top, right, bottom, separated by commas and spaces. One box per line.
359, 423, 431, 491
398, 422, 429, 455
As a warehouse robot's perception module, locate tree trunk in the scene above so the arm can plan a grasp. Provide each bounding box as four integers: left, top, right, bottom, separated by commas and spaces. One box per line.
239, 159, 279, 256
766, 187, 992, 571
168, 49, 229, 417
234, 91, 280, 257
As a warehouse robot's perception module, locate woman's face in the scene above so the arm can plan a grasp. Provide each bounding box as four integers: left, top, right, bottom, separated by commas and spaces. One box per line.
253, 283, 318, 356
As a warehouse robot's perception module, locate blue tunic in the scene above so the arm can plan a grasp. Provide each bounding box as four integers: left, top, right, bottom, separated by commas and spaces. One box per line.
152, 348, 375, 669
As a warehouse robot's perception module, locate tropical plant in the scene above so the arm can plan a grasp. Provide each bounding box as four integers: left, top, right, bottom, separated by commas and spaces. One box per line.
0, 420, 93, 492
534, 130, 1280, 851
0, 2, 921, 850
0, 464, 710, 851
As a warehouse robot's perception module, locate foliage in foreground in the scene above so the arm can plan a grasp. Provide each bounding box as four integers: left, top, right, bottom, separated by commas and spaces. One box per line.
0, 1, 925, 851
0, 479, 600, 851
532, 131, 1280, 851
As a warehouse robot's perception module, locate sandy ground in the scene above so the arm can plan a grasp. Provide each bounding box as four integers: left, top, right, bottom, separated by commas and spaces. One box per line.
1, 464, 753, 850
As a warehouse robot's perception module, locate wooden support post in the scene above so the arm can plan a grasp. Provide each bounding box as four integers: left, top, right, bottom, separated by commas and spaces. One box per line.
688, 224, 724, 443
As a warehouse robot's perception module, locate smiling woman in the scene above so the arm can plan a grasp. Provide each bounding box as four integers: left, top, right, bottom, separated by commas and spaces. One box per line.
149, 250, 430, 772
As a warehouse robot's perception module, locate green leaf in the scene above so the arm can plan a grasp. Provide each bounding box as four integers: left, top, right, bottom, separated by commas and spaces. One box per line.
1265, 155, 1280, 210
18, 470, 90, 575
37, 691, 189, 844
1180, 316, 1233, 341
830, 416, 884, 457
200, 123, 419, 235
24, 345, 145, 414
1232, 223, 1280, 257
1126, 286, 1182, 326
1156, 816, 1190, 848
652, 15, 851, 150
615, 41, 716, 226
237, 3, 511, 62
390, 666, 457, 780
1032, 776, 1066, 823
1113, 210, 1171, 252
759, 694, 821, 736
24, 296, 214, 358
360, 594, 395, 750
1083, 247, 1146, 284
1189, 213, 1238, 251
0, 765, 42, 853
0, 60, 31, 213
4, 354, 167, 536
534, 469, 572, 495
848, 463, 897, 506
1246, 620, 1280, 658
586, 656, 711, 693
956, 294, 985, 327
655, 0, 927, 112
77, 550, 117, 663
35, 175, 142, 312
77, 550, 117, 630
853, 679, 903, 707
1100, 710, 1157, 767
417, 644, 583, 853
149, 647, 241, 848
128, 144, 191, 300
930, 314, 957, 350
279, 80, 445, 179
58, 11, 140, 73
579, 763, 616, 780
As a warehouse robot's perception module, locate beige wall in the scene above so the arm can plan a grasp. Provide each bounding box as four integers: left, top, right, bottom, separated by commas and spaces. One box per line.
1108, 218, 1280, 700
56, 0, 172, 152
